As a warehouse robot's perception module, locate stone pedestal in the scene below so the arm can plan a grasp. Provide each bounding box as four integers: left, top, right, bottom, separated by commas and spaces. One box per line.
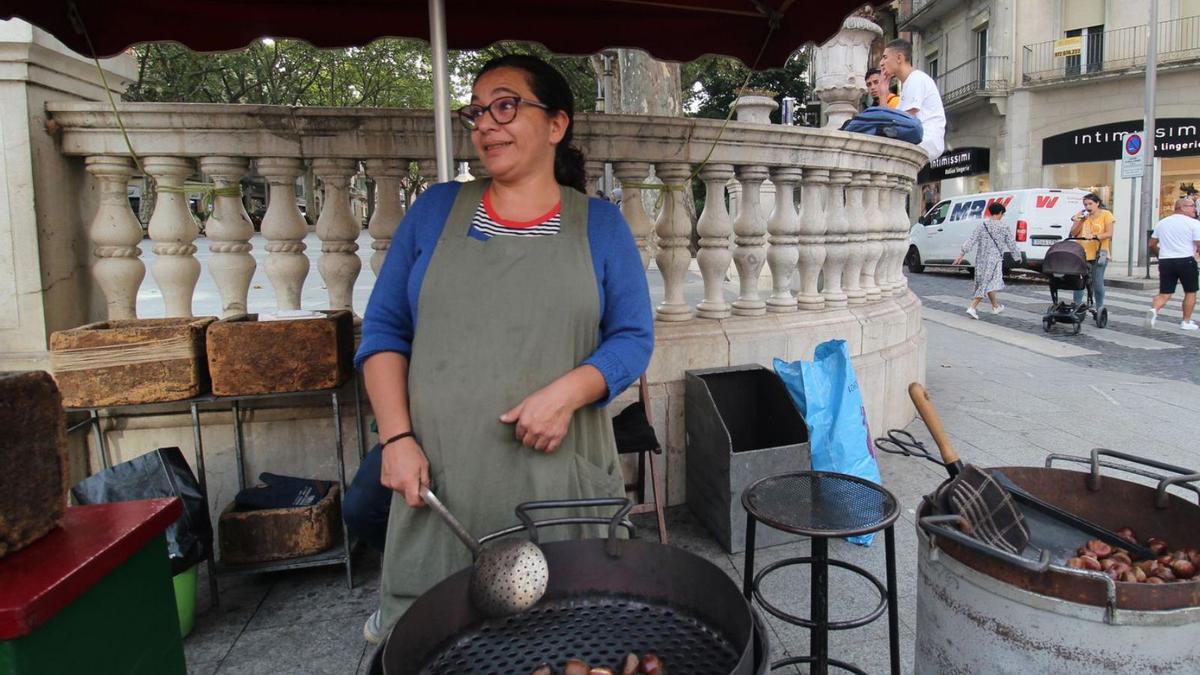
814, 16, 883, 129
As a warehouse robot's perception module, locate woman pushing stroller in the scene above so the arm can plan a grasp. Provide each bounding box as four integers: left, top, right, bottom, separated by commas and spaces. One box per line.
1069, 192, 1115, 312
953, 201, 1021, 318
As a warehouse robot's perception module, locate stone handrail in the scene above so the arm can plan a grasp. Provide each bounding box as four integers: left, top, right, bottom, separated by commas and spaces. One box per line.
48, 102, 927, 323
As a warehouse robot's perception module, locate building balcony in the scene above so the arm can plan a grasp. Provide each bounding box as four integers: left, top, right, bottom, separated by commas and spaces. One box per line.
1022, 15, 1200, 85
936, 56, 1011, 110
897, 0, 957, 32
44, 102, 928, 506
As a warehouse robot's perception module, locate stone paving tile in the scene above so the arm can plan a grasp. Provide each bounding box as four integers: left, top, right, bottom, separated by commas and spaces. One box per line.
214, 616, 369, 675
245, 554, 381, 631
185, 571, 273, 672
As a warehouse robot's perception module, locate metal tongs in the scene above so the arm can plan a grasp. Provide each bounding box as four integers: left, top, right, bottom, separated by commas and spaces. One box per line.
874, 428, 949, 469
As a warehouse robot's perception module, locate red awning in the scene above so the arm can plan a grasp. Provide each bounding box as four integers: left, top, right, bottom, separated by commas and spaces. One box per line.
2, 0, 873, 68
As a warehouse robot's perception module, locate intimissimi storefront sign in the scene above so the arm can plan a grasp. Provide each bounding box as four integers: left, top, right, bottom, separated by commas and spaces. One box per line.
918, 147, 990, 183
1043, 119, 1200, 164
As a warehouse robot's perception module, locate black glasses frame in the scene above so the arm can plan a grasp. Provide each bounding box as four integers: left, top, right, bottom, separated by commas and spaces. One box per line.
457, 96, 550, 131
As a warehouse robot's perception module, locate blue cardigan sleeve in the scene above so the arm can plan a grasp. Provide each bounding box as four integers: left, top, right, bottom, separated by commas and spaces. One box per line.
354, 182, 460, 369
582, 199, 655, 406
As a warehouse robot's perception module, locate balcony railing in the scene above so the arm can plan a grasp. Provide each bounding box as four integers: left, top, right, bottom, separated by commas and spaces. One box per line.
936, 56, 1011, 105
898, 0, 947, 28
1023, 15, 1200, 84
47, 103, 926, 325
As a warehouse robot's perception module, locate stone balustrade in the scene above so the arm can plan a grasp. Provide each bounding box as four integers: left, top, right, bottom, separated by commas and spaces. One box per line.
47, 103, 926, 325
48, 102, 928, 506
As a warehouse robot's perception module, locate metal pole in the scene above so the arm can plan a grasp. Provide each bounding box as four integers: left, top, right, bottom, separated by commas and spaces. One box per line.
602, 52, 615, 197
429, 0, 453, 183
1127, 176, 1137, 278
1138, 2, 1158, 278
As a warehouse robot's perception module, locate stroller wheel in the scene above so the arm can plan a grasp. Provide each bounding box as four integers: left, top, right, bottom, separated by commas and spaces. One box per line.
1096, 308, 1108, 328
1043, 317, 1053, 332
1072, 320, 1082, 335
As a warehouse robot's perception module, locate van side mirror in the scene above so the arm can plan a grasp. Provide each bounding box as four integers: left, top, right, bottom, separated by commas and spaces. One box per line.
918, 215, 930, 226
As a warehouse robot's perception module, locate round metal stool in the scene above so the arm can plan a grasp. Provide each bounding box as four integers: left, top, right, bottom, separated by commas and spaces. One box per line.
741, 472, 901, 675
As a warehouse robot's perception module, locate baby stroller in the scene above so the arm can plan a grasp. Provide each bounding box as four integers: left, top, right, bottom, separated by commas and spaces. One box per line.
1040, 238, 1108, 334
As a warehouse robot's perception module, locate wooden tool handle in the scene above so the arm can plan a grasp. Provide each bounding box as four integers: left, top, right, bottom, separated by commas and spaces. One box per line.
908, 383, 962, 475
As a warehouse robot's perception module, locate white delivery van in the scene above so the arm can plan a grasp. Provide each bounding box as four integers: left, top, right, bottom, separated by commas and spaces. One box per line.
905, 188, 1089, 272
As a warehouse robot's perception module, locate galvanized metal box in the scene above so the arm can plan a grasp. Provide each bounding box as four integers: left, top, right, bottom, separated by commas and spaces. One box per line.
685, 365, 810, 553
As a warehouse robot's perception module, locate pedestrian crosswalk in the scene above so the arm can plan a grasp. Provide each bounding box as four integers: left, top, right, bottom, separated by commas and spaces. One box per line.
920, 281, 1200, 355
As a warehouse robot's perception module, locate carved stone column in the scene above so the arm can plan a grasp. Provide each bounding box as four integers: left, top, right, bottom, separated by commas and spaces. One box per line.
584, 160, 605, 197
366, 159, 408, 277
820, 170, 852, 309
199, 157, 255, 317
312, 159, 362, 312
695, 163, 734, 319
814, 15, 884, 128
85, 156, 146, 320
796, 168, 828, 310
143, 156, 200, 317
614, 162, 655, 270
731, 164, 769, 316
257, 158, 310, 311
652, 163, 695, 322
891, 176, 914, 292
860, 173, 887, 302
767, 167, 802, 313
841, 171, 869, 305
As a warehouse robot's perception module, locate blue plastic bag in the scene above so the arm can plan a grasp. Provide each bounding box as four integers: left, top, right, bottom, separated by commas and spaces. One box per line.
773, 339, 882, 546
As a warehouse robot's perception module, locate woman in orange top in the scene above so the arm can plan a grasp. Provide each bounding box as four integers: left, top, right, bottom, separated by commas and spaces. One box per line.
1069, 192, 1115, 311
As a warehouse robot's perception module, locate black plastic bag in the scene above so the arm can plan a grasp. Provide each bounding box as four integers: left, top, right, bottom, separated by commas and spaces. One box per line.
71, 446, 212, 575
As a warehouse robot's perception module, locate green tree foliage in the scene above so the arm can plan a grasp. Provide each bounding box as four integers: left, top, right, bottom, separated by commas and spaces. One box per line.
681, 53, 810, 123
125, 39, 434, 108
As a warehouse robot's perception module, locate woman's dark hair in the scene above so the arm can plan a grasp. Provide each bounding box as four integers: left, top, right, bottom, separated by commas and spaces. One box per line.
986, 202, 1006, 215
475, 54, 587, 193
1083, 192, 1102, 205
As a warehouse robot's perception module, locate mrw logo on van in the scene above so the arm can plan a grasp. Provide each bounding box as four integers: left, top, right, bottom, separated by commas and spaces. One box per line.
1035, 196, 1060, 209
949, 196, 1013, 221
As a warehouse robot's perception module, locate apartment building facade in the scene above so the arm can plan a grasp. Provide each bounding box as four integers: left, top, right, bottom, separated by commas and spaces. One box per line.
897, 0, 1200, 263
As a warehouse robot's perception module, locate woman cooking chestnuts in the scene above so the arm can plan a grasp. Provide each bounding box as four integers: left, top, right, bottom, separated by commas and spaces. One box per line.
355, 54, 654, 640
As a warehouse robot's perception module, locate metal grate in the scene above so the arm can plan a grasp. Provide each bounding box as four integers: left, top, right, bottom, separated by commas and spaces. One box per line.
420, 596, 740, 675
744, 472, 898, 537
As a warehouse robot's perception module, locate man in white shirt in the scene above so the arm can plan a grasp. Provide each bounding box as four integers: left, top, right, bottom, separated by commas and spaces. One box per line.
882, 39, 945, 162
1146, 197, 1200, 330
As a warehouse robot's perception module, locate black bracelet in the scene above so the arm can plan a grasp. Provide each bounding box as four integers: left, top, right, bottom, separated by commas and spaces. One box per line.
381, 430, 415, 448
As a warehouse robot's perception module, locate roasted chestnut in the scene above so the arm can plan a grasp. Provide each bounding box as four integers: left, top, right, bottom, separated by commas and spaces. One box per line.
1153, 566, 1177, 582
639, 654, 664, 675
1078, 555, 1102, 571
1120, 570, 1139, 583
1146, 576, 1166, 585
1109, 552, 1132, 566
621, 654, 640, 675
1086, 540, 1113, 558
1171, 559, 1196, 580
530, 666, 554, 675
1158, 554, 1175, 566
1117, 527, 1137, 544
1147, 538, 1169, 556
1134, 559, 1159, 573
564, 660, 590, 675
1133, 566, 1147, 582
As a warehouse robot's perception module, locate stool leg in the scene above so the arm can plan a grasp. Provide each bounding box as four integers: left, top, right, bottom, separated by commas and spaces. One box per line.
811, 536, 829, 675
742, 517, 757, 599
885, 526, 900, 675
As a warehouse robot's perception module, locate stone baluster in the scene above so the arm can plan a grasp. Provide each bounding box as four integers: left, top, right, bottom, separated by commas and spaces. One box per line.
879, 174, 906, 296
874, 175, 897, 297
820, 170, 852, 309
366, 159, 408, 277
312, 159, 362, 313
652, 163, 695, 322
417, 159, 439, 187
695, 164, 734, 319
731, 165, 769, 316
585, 160, 605, 197
85, 156, 146, 319
143, 156, 200, 317
841, 171, 869, 306
795, 168, 828, 310
199, 157, 255, 317
257, 158, 309, 310
891, 176, 914, 292
614, 162, 655, 270
766, 167, 802, 313
860, 173, 887, 302
467, 159, 489, 181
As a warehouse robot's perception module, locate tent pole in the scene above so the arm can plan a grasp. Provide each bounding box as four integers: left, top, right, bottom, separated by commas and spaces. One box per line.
429, 0, 453, 182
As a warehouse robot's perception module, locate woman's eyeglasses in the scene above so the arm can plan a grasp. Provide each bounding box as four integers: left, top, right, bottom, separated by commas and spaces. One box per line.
457, 96, 549, 131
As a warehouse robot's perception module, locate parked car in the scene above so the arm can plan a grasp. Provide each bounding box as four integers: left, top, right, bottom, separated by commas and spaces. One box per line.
906, 188, 1088, 272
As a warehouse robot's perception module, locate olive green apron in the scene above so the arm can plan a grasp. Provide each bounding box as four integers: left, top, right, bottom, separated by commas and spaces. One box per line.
378, 179, 626, 627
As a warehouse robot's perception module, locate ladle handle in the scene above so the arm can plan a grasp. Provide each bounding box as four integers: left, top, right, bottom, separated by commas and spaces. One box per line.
419, 486, 481, 556
908, 383, 963, 477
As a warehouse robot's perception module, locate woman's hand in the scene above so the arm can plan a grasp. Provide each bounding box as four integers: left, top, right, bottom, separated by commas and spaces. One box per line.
952, 256, 964, 265
380, 437, 430, 507
500, 384, 576, 453
500, 366, 607, 453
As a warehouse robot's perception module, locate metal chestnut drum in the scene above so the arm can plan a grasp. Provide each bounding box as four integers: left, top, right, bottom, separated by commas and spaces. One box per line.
915, 451, 1200, 674
375, 499, 765, 675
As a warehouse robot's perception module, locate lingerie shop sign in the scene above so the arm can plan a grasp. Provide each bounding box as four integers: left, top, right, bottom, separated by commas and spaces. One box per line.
917, 147, 990, 183
1043, 119, 1200, 165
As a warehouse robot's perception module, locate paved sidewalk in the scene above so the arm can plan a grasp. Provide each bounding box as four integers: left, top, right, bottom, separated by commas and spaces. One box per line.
179, 314, 1200, 674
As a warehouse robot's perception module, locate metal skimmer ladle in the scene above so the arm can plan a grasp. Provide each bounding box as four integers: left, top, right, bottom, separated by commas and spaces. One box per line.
419, 486, 549, 617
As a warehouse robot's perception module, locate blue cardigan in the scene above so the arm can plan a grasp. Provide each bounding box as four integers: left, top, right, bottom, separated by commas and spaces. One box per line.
355, 182, 654, 406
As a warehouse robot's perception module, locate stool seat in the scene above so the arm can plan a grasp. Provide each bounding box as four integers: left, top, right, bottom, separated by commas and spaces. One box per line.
742, 471, 899, 538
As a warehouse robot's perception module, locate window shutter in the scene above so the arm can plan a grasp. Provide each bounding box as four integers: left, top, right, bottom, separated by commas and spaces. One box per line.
1062, 0, 1105, 32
